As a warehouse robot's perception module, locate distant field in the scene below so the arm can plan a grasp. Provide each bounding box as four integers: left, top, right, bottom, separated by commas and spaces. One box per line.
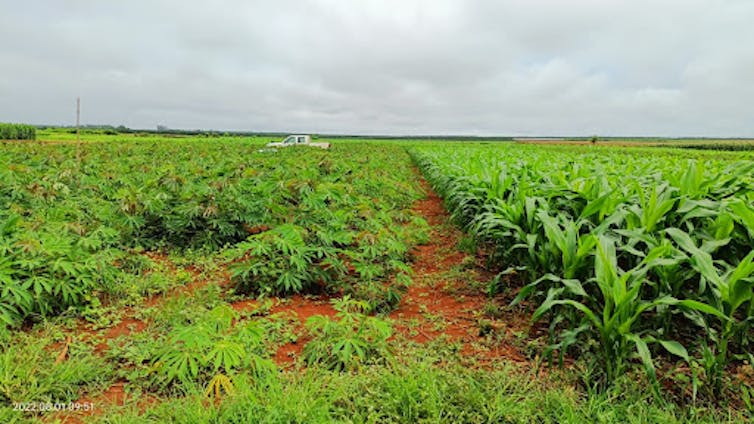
27, 128, 754, 149
517, 137, 754, 147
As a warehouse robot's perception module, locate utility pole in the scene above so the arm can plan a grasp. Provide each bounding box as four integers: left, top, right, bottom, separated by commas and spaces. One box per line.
76, 97, 81, 165
76, 97, 80, 142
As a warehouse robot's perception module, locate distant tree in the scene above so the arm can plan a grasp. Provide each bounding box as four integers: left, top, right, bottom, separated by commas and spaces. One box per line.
590, 135, 599, 144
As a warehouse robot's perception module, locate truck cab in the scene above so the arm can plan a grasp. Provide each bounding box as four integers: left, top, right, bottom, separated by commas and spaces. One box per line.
279, 135, 308, 145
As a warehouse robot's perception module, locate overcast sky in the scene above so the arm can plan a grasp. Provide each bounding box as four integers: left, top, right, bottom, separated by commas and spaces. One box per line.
1, 0, 752, 136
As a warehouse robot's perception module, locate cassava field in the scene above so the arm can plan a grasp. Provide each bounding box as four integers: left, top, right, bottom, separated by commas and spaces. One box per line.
2, 128, 754, 423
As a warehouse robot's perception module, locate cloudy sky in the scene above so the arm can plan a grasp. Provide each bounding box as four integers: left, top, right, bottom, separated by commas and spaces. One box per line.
1, 0, 752, 136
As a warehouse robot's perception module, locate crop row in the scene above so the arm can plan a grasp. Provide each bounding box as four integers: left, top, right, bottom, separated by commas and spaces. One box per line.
411, 144, 754, 394
0, 141, 426, 326
0, 123, 36, 141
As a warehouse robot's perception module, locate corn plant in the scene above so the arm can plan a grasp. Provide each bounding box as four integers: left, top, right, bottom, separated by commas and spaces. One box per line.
528, 236, 714, 387
0, 123, 36, 140
411, 143, 754, 395
666, 228, 754, 389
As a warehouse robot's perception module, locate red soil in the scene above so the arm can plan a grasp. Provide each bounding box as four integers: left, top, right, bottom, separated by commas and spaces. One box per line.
389, 174, 529, 365
233, 295, 338, 368
274, 337, 310, 366
269, 295, 338, 322
98, 317, 148, 352
54, 380, 159, 424
142, 251, 212, 308
49, 253, 206, 422
270, 297, 337, 367
55, 252, 206, 357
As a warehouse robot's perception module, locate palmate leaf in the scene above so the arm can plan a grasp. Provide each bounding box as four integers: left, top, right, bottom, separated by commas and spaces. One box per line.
235, 321, 265, 347
276, 270, 305, 293
158, 349, 202, 384
365, 316, 394, 340
206, 340, 246, 372
207, 304, 238, 332
172, 325, 213, 349
0, 302, 21, 327
0, 259, 17, 287
1, 280, 33, 311
333, 338, 365, 368
205, 373, 235, 399
249, 355, 277, 381
0, 214, 20, 236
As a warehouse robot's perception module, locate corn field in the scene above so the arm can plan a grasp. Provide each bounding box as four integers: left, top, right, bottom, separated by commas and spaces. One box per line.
411, 144, 754, 392
0, 123, 36, 140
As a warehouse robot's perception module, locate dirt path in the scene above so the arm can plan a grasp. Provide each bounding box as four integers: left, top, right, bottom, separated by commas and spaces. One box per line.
389, 172, 528, 365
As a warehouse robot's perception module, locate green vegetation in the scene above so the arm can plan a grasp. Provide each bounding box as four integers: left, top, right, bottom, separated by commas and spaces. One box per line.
303, 297, 393, 371
0, 123, 36, 140
147, 304, 275, 393
411, 143, 754, 398
44, 357, 746, 423
0, 331, 111, 405
1, 130, 752, 422
0, 138, 423, 327
672, 143, 754, 152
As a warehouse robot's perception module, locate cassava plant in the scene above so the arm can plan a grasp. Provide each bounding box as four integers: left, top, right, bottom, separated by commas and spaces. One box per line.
303, 296, 393, 371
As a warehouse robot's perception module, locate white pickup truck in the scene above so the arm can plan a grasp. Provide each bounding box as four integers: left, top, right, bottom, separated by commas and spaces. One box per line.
265, 135, 331, 149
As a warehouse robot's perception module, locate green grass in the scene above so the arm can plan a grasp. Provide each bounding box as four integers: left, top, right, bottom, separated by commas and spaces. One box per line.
11, 351, 745, 423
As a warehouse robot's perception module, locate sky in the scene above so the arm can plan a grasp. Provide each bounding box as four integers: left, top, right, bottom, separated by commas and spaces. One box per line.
0, 0, 752, 136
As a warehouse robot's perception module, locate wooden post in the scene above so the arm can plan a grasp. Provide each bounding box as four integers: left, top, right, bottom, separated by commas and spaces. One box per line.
76, 97, 80, 140
76, 97, 81, 165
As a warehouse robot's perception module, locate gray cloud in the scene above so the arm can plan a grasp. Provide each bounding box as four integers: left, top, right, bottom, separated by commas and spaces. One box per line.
1, 0, 752, 136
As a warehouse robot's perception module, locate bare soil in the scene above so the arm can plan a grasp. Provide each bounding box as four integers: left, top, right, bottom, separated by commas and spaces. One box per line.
389, 174, 529, 366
